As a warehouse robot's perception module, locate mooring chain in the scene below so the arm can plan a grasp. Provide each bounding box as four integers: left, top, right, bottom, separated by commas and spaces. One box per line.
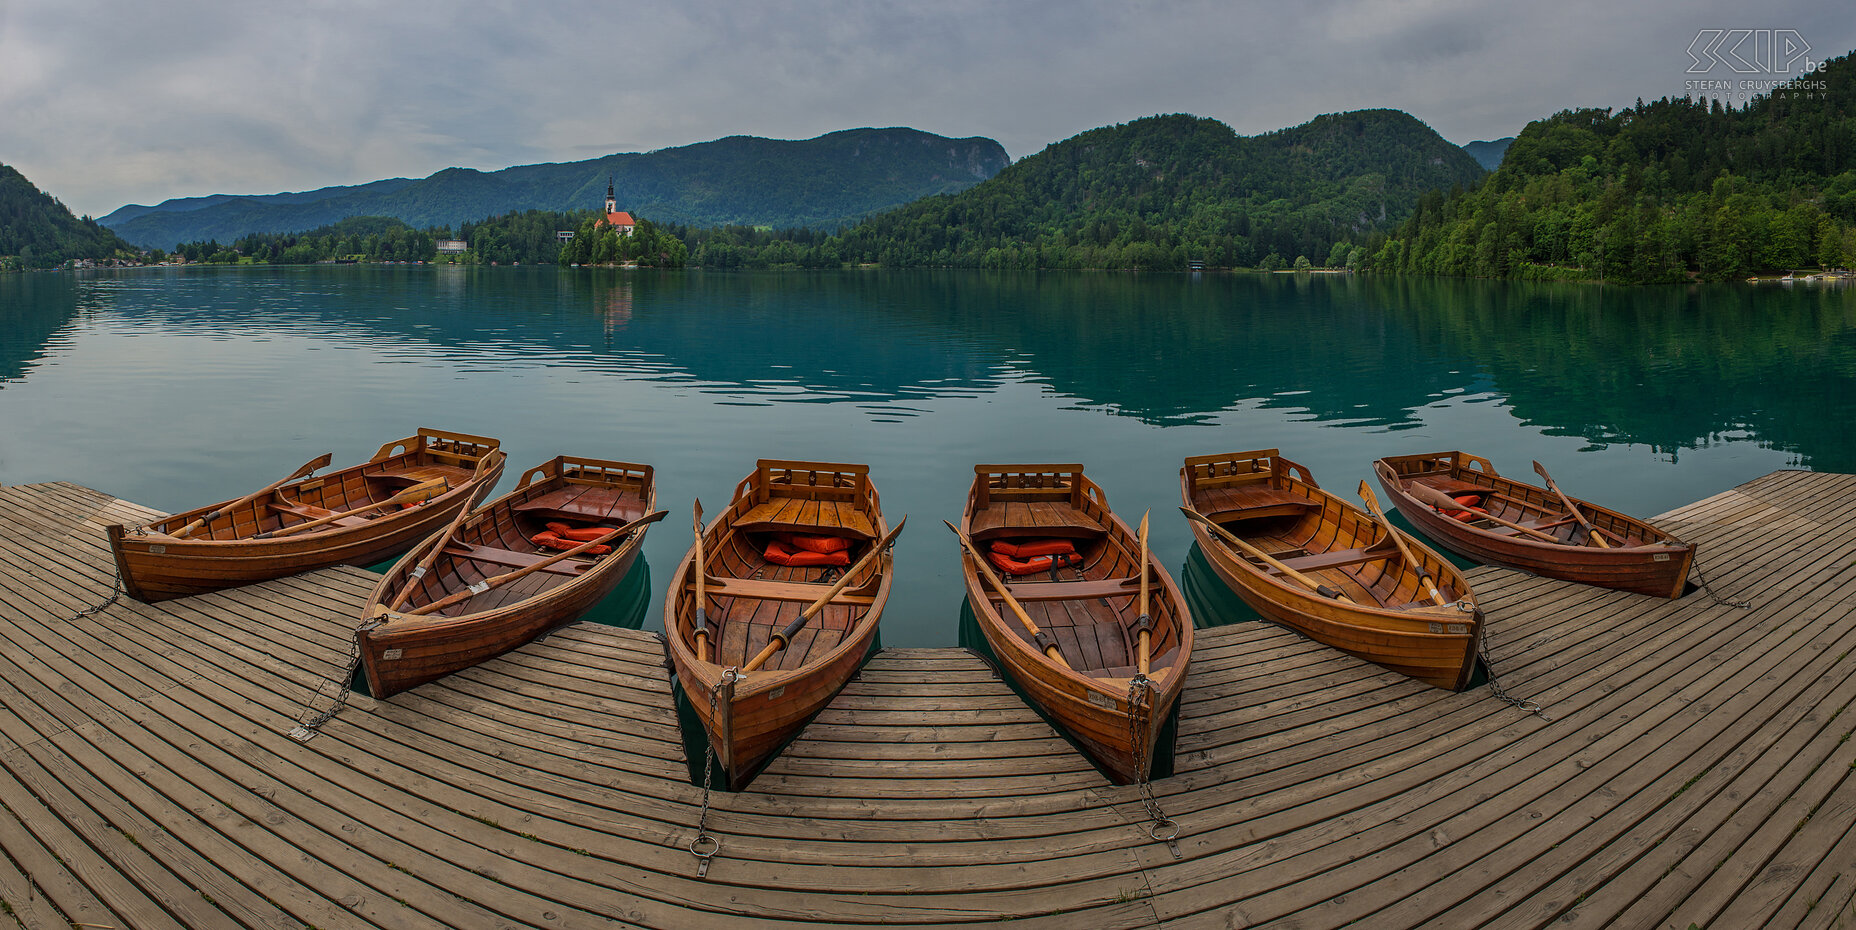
288, 617, 383, 742
1473, 606, 1552, 721
1125, 674, 1181, 858
64, 569, 124, 623
1693, 560, 1754, 610
688, 668, 734, 878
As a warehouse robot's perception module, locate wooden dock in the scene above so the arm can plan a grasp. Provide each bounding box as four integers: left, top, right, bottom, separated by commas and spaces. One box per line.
0, 469, 1851, 928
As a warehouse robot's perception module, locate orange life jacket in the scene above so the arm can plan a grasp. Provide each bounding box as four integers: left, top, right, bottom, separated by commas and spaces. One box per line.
530, 530, 611, 555
776, 532, 852, 554
546, 521, 615, 542
1440, 494, 1487, 523
988, 538, 1078, 559
986, 549, 1080, 576
764, 539, 851, 567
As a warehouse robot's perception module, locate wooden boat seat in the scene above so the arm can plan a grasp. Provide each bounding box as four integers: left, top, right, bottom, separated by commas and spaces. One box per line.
441, 543, 590, 576
1197, 486, 1319, 523
371, 463, 473, 486
1269, 546, 1396, 574
695, 576, 876, 607
1415, 477, 1492, 496
1003, 577, 1141, 601
967, 502, 1106, 542
267, 499, 375, 529
735, 499, 876, 540
513, 487, 649, 524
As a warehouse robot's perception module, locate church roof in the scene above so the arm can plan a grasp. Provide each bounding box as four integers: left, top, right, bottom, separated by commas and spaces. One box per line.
603, 211, 636, 227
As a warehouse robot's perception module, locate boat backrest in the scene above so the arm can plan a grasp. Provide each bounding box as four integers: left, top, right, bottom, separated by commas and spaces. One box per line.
1184, 450, 1288, 493
373, 428, 501, 468
972, 464, 1088, 509
755, 460, 868, 505
516, 455, 654, 494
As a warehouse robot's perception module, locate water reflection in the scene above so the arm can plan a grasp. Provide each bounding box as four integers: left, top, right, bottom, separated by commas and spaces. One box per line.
1, 266, 1847, 645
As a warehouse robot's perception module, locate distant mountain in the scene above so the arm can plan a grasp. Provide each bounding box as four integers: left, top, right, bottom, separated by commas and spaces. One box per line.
1370, 52, 1856, 283
1462, 137, 1514, 170
100, 128, 1009, 249
0, 163, 139, 270
834, 109, 1487, 269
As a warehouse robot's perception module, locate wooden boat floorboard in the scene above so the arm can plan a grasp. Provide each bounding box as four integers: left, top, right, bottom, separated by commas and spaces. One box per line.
0, 469, 1853, 926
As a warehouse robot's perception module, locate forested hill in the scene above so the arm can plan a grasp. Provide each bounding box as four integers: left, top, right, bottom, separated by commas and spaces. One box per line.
1366, 52, 1856, 283
831, 110, 1486, 270
101, 128, 1009, 249
0, 163, 138, 271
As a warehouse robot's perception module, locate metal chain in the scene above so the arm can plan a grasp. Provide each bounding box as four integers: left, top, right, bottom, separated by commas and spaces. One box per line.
288, 617, 382, 741
1693, 560, 1753, 610
66, 569, 124, 622
1474, 609, 1552, 721
688, 668, 733, 878
1124, 675, 1180, 858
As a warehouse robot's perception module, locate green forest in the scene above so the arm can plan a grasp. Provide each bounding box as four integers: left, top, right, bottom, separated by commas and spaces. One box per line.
1364, 53, 1856, 282
0, 163, 140, 271
171, 210, 688, 268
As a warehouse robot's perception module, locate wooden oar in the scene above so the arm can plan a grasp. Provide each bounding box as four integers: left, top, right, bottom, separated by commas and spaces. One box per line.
944, 520, 1072, 669
1532, 460, 1611, 549
168, 452, 333, 539
743, 517, 907, 673
1405, 482, 1565, 544
1178, 506, 1356, 604
385, 495, 483, 612
1136, 510, 1152, 676
401, 510, 668, 617
255, 477, 450, 539
691, 499, 711, 663
1357, 481, 1447, 607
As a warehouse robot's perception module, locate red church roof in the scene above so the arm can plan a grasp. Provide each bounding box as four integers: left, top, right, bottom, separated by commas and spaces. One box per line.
603, 211, 636, 227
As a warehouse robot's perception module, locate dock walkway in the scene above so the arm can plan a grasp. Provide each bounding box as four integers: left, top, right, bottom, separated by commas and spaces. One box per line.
0, 470, 1851, 927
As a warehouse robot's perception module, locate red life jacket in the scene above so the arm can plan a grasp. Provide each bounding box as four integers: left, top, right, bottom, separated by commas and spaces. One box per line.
764, 539, 851, 567
986, 549, 1080, 576
988, 538, 1078, 559
776, 532, 852, 554
531, 530, 611, 555
1440, 494, 1487, 522
546, 521, 615, 542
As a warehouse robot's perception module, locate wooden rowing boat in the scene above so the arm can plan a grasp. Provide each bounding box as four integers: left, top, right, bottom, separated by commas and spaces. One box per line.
1372, 451, 1695, 598
107, 429, 505, 602
958, 464, 1191, 785
665, 460, 892, 790
1182, 449, 1481, 691
358, 455, 659, 698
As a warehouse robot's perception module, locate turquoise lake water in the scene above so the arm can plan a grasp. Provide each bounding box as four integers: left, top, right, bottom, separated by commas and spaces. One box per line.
3, 266, 1850, 643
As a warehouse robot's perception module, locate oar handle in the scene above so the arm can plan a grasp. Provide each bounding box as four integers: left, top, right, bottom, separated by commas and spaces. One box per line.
1136, 510, 1151, 676
1358, 481, 1447, 607
1406, 482, 1564, 544
257, 476, 449, 539
387, 491, 481, 611
691, 499, 710, 662
1179, 506, 1356, 604
402, 510, 666, 617
944, 520, 1071, 669
168, 452, 332, 539
741, 516, 906, 673
1533, 461, 1610, 549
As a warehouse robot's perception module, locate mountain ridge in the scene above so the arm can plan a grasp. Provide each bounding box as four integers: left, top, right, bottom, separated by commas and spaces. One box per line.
102, 128, 1009, 248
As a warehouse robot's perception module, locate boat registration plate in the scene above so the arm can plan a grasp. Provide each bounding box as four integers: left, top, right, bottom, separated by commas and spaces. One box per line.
1653, 553, 1671, 562
1088, 690, 1118, 710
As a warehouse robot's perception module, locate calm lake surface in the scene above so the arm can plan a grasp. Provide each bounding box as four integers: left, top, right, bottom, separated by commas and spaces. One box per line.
3, 266, 1851, 644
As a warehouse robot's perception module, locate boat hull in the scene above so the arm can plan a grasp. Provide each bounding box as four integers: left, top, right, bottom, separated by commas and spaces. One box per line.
1182, 450, 1479, 691
960, 464, 1191, 785
107, 430, 504, 602
1373, 452, 1694, 599
359, 455, 656, 697
666, 460, 890, 790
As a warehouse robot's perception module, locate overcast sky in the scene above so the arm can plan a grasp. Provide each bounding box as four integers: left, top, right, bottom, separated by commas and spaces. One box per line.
3, 0, 1851, 219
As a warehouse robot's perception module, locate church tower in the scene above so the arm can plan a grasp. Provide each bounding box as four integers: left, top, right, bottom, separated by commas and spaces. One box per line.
605, 176, 617, 216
